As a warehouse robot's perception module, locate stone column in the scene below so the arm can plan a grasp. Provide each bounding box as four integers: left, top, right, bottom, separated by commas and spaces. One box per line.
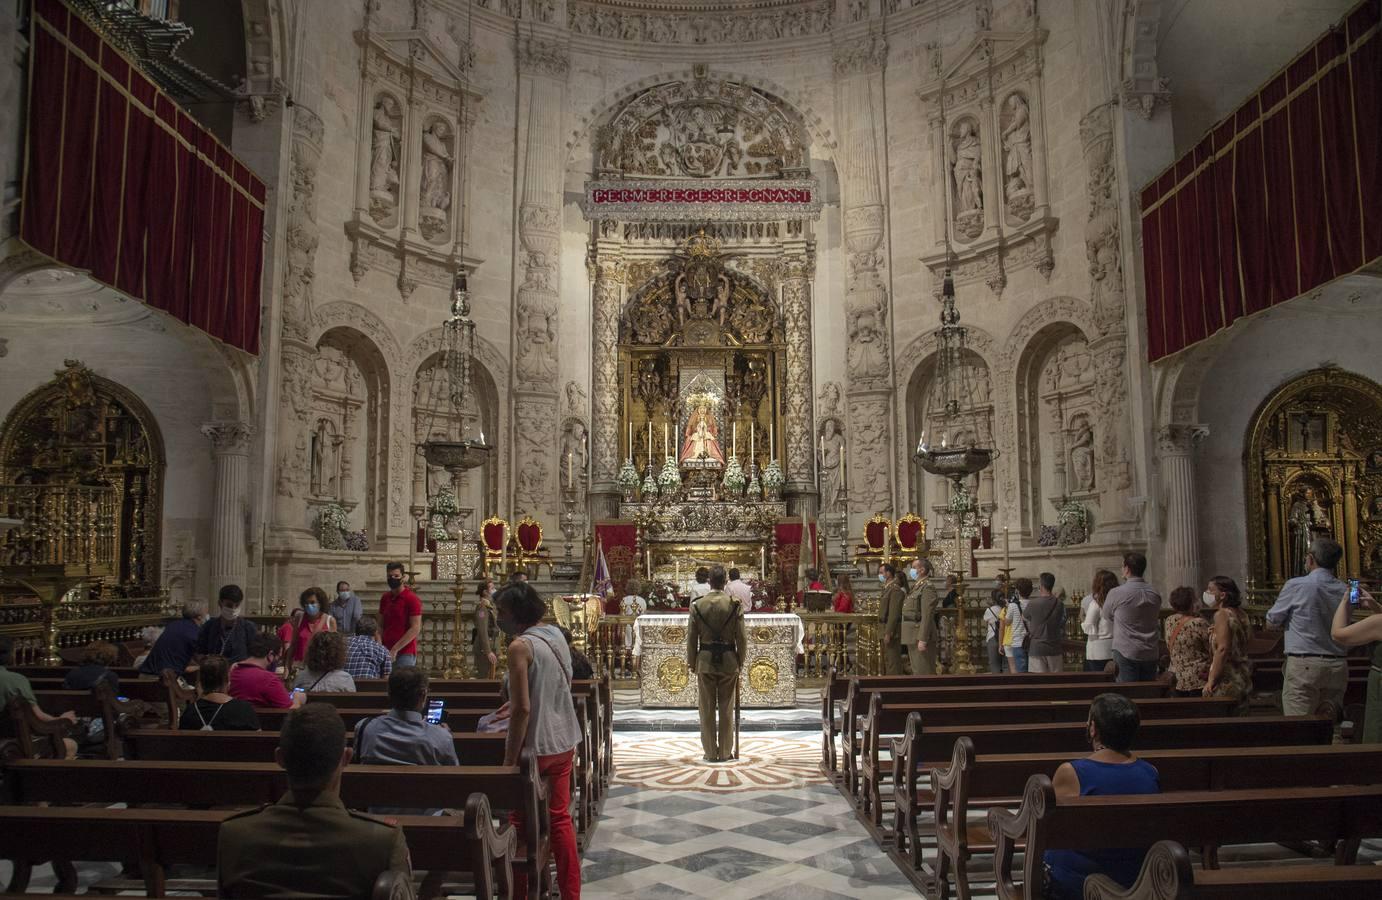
587, 249, 624, 520
272, 106, 324, 532
781, 249, 816, 508
202, 421, 254, 590
1158, 424, 1208, 592
510, 33, 569, 528
833, 28, 895, 531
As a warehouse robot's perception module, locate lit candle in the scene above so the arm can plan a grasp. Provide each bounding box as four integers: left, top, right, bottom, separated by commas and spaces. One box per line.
627, 421, 632, 458
480, 430, 485, 444
647, 421, 653, 465
663, 422, 668, 460
733, 421, 738, 458
769, 423, 774, 460
1003, 525, 1011, 571
567, 451, 573, 486
750, 422, 755, 463
841, 440, 847, 487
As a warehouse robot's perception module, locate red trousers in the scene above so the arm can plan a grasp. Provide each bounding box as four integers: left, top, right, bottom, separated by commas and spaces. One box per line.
509, 747, 579, 899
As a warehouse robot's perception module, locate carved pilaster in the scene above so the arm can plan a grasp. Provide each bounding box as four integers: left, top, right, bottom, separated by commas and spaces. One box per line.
283, 106, 323, 346
589, 253, 624, 506
781, 253, 815, 498
1158, 424, 1209, 591
202, 421, 254, 590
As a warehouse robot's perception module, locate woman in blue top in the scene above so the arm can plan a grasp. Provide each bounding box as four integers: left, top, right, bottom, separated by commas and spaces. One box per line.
1043, 693, 1161, 899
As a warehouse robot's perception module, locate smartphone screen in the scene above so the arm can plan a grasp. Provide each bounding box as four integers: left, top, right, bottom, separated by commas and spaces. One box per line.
426, 699, 445, 725
1349, 579, 1361, 605
292, 687, 306, 694
117, 696, 129, 702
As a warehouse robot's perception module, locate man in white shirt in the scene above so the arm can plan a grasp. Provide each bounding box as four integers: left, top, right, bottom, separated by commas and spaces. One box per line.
725, 567, 753, 606
688, 566, 712, 602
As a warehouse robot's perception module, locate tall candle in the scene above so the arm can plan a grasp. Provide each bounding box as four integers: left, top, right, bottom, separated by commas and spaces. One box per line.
769, 423, 775, 460
627, 421, 632, 458
663, 422, 668, 459
647, 421, 652, 461
733, 422, 738, 457
750, 422, 755, 462
841, 440, 847, 487
1003, 525, 1011, 571
567, 451, 573, 486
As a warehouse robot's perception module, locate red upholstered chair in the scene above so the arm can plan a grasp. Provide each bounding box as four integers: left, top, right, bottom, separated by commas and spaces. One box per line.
515, 516, 550, 573
894, 513, 926, 555
855, 515, 891, 566
481, 516, 508, 566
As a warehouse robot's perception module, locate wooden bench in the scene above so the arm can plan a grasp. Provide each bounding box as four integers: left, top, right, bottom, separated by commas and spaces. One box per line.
1084, 839, 1382, 900
26, 677, 167, 705
841, 680, 1165, 799
3, 752, 548, 899
876, 711, 1333, 833
0, 799, 515, 899
35, 870, 417, 900
819, 669, 1113, 779
124, 728, 510, 764
919, 739, 1382, 898
30, 685, 159, 760
987, 777, 1382, 900
251, 706, 492, 732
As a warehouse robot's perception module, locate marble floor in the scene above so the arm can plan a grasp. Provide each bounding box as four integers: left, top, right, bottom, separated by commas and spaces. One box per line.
581, 729, 917, 899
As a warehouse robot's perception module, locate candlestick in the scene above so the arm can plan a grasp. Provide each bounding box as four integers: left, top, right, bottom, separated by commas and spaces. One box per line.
1003, 525, 1011, 571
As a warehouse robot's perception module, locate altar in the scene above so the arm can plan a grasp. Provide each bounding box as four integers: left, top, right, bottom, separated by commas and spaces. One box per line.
632, 612, 803, 708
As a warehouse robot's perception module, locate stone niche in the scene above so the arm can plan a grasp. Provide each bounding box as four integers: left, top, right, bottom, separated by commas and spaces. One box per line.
918, 24, 1058, 297
345, 26, 484, 300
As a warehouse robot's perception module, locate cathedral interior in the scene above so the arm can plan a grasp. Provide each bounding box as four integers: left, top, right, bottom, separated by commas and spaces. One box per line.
0, 0, 1378, 657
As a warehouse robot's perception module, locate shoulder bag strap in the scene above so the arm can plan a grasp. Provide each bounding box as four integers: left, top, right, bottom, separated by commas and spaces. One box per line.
1167, 616, 1192, 650
525, 631, 572, 687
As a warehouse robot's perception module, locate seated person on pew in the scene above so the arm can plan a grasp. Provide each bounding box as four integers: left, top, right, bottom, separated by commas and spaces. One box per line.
179, 655, 260, 731
293, 631, 357, 693
1043, 693, 1160, 900
139, 599, 207, 677
228, 633, 303, 710
218, 703, 411, 898
0, 635, 78, 759
344, 615, 393, 680
559, 627, 596, 680
62, 640, 122, 693
353, 667, 458, 766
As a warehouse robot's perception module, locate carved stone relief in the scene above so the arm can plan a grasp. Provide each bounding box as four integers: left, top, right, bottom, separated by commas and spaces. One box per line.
283, 106, 323, 345
590, 257, 625, 492
368, 95, 402, 226
567, 0, 834, 45
514, 395, 557, 517
848, 395, 893, 515
919, 28, 1056, 296
418, 117, 454, 242
1081, 104, 1126, 337
781, 258, 815, 488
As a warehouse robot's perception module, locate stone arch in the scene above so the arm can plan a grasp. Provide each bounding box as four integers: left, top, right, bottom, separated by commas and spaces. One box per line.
312, 324, 393, 539
999, 295, 1098, 367
310, 302, 403, 379
564, 67, 837, 169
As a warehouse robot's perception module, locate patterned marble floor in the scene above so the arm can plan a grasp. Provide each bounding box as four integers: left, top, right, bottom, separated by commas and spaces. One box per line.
582, 730, 918, 899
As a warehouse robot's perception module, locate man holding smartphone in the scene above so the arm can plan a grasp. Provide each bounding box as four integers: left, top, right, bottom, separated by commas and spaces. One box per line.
1266, 537, 1350, 716
352, 667, 457, 766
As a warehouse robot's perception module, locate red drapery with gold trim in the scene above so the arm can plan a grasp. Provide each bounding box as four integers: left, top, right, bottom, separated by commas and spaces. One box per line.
1140, 0, 1379, 362
21, 0, 265, 354
773, 521, 818, 593
594, 522, 639, 606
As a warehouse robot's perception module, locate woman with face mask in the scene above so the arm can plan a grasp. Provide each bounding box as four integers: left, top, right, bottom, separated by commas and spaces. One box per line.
473, 580, 499, 678
1201, 575, 1252, 713
278, 586, 338, 668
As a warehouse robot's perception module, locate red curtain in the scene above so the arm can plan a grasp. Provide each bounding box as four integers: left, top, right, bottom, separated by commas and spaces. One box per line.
1140, 0, 1379, 362
773, 521, 818, 593
20, 0, 265, 354
594, 522, 639, 607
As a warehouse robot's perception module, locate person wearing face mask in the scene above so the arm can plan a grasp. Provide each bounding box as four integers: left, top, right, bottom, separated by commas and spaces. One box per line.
983, 589, 1006, 673
877, 563, 907, 675
380, 562, 423, 668
1042, 694, 1160, 899
1202, 575, 1252, 713
329, 581, 364, 635
1163, 587, 1211, 696
195, 585, 260, 665
279, 587, 338, 667
900, 558, 939, 675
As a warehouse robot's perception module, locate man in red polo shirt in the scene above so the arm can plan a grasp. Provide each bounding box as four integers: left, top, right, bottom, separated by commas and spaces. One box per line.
380, 561, 423, 668
228, 633, 302, 709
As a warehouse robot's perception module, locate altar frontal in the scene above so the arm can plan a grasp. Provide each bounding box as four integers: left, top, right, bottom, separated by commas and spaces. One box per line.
633, 612, 804, 708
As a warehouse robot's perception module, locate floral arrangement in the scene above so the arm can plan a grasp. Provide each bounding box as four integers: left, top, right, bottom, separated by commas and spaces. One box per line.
428, 488, 460, 518
428, 516, 451, 542
762, 459, 784, 498
617, 459, 640, 495
1056, 498, 1090, 546
722, 456, 746, 496
647, 580, 680, 610
640, 468, 658, 500
315, 503, 349, 550
343, 529, 370, 552
746, 469, 761, 499
657, 455, 681, 496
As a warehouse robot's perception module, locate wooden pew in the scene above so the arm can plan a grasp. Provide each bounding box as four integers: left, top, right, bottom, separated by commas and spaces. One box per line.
819, 668, 1114, 780
25, 677, 167, 705
987, 777, 1382, 900
1084, 839, 1382, 900
31, 686, 159, 760
873, 710, 1333, 831
39, 870, 418, 900
251, 707, 492, 732
0, 798, 515, 899
918, 739, 1382, 898
125, 728, 509, 765
2, 696, 78, 761
841, 680, 1164, 798
3, 753, 548, 899
8, 665, 144, 682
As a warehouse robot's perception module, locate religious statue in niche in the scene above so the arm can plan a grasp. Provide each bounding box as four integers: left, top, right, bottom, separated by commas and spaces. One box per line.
951, 119, 984, 240
516, 297, 558, 383
1288, 485, 1332, 577
1287, 412, 1328, 453
1368, 448, 1382, 472
559, 421, 589, 494
1001, 93, 1035, 222
679, 405, 725, 466
1369, 495, 1382, 520
369, 96, 402, 223
676, 271, 729, 326
418, 120, 454, 241
1069, 416, 1095, 493
818, 418, 846, 513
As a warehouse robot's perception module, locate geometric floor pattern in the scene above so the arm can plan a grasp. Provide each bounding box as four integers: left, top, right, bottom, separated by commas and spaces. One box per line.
583, 771, 919, 898
611, 731, 826, 792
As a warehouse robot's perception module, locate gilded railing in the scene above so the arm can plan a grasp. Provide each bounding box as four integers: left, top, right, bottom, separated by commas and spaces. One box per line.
0, 594, 171, 665
0, 483, 119, 572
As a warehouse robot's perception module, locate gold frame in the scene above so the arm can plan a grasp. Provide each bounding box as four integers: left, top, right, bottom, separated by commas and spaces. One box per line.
479, 516, 509, 562
893, 512, 926, 553
861, 514, 891, 554
1243, 367, 1382, 587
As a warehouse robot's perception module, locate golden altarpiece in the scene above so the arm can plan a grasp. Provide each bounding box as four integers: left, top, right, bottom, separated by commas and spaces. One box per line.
1246, 367, 1382, 588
